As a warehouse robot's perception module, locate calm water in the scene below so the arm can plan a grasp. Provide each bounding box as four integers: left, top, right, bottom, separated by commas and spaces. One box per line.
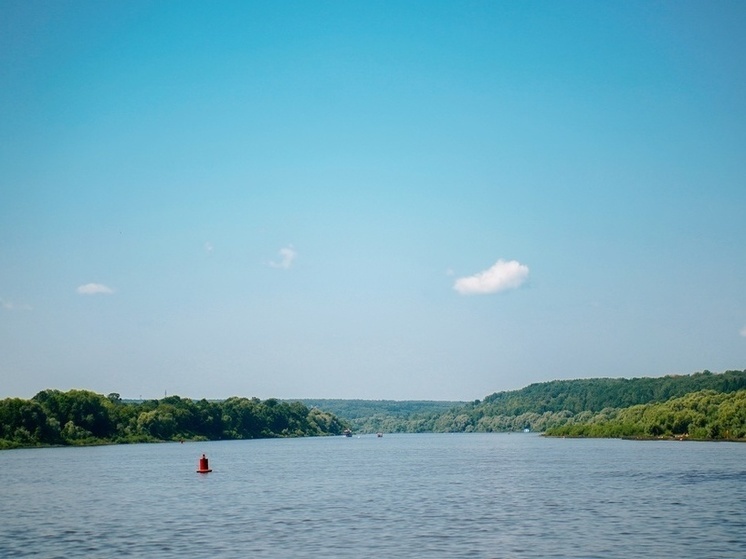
1, 433, 745, 558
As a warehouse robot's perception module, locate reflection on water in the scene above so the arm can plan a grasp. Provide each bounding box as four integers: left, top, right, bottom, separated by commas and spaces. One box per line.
2, 434, 745, 558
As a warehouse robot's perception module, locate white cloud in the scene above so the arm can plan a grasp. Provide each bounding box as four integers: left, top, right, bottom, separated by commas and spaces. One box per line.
453, 259, 529, 295
269, 245, 297, 269
204, 241, 214, 254
740, 326, 746, 338
76, 283, 114, 295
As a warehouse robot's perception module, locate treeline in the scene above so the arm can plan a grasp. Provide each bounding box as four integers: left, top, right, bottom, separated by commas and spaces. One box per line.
296, 399, 464, 434
477, 369, 746, 415
312, 370, 746, 438
4, 370, 744, 448
544, 389, 746, 440
297, 399, 463, 420
0, 389, 347, 450
426, 370, 746, 434
339, 406, 578, 434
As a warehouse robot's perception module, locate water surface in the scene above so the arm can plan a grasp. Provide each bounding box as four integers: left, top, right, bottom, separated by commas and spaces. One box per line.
2, 433, 744, 558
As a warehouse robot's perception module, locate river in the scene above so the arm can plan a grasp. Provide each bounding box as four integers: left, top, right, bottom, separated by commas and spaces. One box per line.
1, 433, 744, 558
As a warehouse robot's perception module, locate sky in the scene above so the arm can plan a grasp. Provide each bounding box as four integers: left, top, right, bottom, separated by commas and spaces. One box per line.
1, 0, 745, 401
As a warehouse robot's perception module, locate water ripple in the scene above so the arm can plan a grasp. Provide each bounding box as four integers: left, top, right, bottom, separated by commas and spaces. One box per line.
1, 435, 745, 558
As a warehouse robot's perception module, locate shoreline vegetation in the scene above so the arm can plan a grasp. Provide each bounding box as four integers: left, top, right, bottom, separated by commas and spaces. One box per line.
1, 369, 745, 450
0, 392, 348, 450
543, 388, 746, 441
300, 369, 746, 441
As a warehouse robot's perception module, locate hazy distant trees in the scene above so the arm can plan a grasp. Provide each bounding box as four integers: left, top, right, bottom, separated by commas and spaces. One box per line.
326, 370, 746, 439
0, 390, 347, 450
298, 399, 464, 434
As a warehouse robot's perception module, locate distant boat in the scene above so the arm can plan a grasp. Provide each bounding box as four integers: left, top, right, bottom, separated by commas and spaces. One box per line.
377, 432, 383, 438
343, 429, 353, 437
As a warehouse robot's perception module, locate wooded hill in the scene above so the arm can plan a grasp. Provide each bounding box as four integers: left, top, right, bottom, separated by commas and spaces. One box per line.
313, 370, 746, 437
3, 370, 744, 449
430, 369, 746, 438
477, 369, 746, 415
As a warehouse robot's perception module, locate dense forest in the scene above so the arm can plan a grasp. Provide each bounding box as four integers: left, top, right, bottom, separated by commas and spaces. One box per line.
423, 369, 746, 435
0, 390, 347, 450
477, 369, 746, 415
3, 369, 745, 449
544, 389, 746, 439
311, 370, 746, 439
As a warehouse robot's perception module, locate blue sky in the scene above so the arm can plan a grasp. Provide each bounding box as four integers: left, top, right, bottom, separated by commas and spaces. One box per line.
1, 0, 745, 401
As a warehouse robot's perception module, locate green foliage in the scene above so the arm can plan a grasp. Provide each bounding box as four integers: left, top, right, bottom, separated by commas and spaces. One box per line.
0, 398, 56, 446
303, 370, 746, 436
296, 399, 466, 433
428, 369, 746, 433
0, 390, 347, 449
32, 389, 116, 442
545, 389, 746, 440
479, 369, 746, 415
297, 399, 463, 420
3, 370, 744, 447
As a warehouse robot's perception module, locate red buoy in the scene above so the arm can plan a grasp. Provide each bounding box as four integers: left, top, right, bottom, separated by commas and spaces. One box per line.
197, 453, 212, 473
